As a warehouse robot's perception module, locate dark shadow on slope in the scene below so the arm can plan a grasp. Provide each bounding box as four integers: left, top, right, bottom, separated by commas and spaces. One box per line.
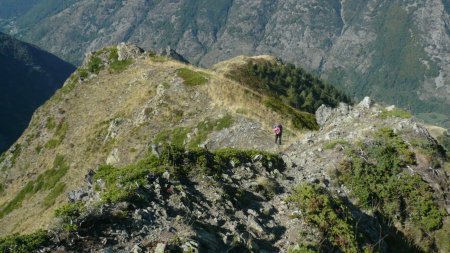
0, 32, 75, 152
341, 196, 426, 253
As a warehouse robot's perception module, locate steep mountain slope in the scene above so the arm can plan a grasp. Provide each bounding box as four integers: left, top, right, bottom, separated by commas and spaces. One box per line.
0, 32, 75, 152
0, 44, 448, 253
2, 0, 449, 128
0, 44, 332, 236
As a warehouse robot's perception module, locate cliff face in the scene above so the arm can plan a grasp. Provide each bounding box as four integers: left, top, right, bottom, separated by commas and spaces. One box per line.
1, 0, 449, 128
0, 32, 75, 152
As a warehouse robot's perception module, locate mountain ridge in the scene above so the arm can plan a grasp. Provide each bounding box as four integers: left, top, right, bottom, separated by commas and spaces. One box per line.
1, 0, 449, 128
0, 44, 448, 253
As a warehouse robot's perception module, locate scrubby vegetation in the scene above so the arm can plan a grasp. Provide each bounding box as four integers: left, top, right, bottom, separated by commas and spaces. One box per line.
0, 230, 49, 253
94, 145, 282, 204
288, 184, 372, 253
107, 47, 133, 73
337, 128, 446, 250
323, 139, 349, 150
176, 68, 209, 86
264, 97, 319, 130
380, 108, 412, 119
55, 201, 86, 231
0, 155, 69, 218
228, 61, 351, 113
54, 145, 283, 232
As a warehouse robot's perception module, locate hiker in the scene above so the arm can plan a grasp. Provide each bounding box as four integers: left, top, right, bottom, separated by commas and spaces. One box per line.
273, 123, 282, 145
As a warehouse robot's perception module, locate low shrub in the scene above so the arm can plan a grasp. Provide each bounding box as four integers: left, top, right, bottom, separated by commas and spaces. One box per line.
338, 128, 445, 233
94, 145, 284, 204
0, 230, 49, 253
288, 184, 370, 253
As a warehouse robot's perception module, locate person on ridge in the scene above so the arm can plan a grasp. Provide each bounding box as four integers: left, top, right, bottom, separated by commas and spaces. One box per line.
273, 123, 282, 145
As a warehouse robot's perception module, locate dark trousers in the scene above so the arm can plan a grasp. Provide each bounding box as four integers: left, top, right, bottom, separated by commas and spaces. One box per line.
275, 134, 282, 145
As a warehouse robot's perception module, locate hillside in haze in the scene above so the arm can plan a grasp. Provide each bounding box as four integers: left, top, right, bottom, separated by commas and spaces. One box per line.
1, 0, 449, 129
0, 32, 75, 152
0, 44, 448, 253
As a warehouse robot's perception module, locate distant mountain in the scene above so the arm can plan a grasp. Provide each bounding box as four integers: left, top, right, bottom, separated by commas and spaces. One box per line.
1, 0, 449, 128
0, 32, 75, 152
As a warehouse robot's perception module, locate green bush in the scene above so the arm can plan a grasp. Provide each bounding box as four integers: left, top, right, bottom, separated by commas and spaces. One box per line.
338, 128, 445, 233
42, 182, 66, 208
0, 230, 49, 253
87, 56, 102, 74
176, 68, 209, 86
55, 201, 86, 231
288, 184, 368, 253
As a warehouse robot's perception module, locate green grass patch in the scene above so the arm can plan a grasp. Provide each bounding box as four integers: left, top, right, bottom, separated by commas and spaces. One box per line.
264, 97, 319, 130
45, 120, 68, 149
380, 108, 412, 119
109, 59, 133, 73
153, 127, 191, 147
0, 230, 49, 253
42, 182, 66, 208
0, 155, 69, 218
107, 47, 134, 73
176, 68, 209, 86
323, 139, 349, 150
45, 117, 56, 130
288, 184, 370, 253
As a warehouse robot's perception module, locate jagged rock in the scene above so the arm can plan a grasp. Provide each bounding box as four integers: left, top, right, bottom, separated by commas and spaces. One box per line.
247, 217, 265, 236
162, 171, 170, 180
181, 240, 199, 253
100, 247, 114, 253
132, 244, 143, 253
151, 144, 161, 158
68, 189, 88, 202
357, 96, 372, 109
159, 46, 189, 64
106, 148, 120, 165
154, 243, 166, 253
315, 104, 333, 127
117, 43, 144, 61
